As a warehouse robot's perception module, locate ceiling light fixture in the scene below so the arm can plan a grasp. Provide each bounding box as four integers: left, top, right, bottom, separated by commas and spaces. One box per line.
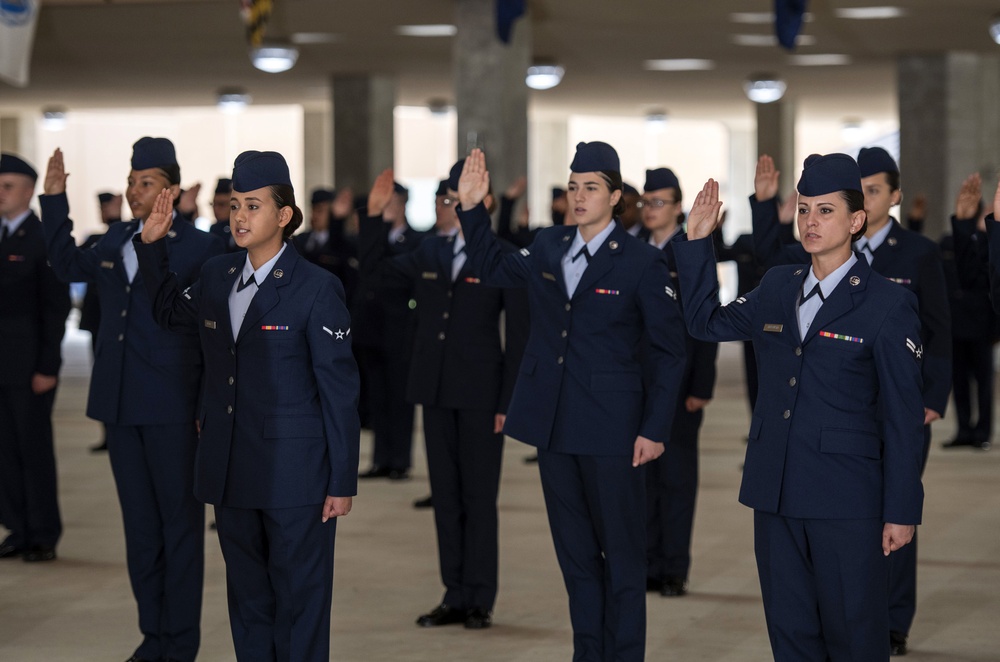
732, 33, 816, 47
730, 12, 813, 24
396, 24, 457, 37
645, 59, 715, 72
790, 54, 851, 66
290, 32, 340, 45
990, 16, 1000, 44
42, 108, 67, 132
646, 110, 668, 133
427, 98, 453, 116
834, 6, 906, 20
743, 75, 787, 104
525, 65, 565, 90
840, 119, 866, 143
217, 88, 252, 114
250, 44, 299, 73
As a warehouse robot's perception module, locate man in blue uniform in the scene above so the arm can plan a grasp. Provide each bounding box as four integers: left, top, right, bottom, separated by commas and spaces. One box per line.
456, 145, 686, 661
639, 167, 718, 597
678, 156, 925, 662
750, 149, 951, 655
40, 140, 223, 662
0, 153, 71, 563
207, 177, 238, 252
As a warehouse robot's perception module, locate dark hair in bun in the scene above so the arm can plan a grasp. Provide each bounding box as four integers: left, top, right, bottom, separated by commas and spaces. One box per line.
269, 185, 304, 238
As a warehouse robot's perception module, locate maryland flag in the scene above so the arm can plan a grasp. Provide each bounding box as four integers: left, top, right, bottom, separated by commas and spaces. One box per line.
240, 0, 273, 48
0, 0, 40, 87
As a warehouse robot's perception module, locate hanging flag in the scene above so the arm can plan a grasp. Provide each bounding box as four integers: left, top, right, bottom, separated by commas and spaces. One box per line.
240, 0, 273, 48
496, 0, 525, 44
774, 0, 809, 50
0, 0, 40, 87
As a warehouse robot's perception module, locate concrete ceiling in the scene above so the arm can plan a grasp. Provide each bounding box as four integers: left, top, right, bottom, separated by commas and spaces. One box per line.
4, 0, 1000, 123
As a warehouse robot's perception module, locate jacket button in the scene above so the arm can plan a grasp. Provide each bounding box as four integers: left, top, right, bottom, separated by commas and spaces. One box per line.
120, 310, 127, 317
788, 377, 797, 387
228, 376, 234, 385
230, 347, 235, 355
442, 312, 449, 320
794, 347, 802, 356
783, 409, 791, 419
226, 405, 233, 414
438, 332, 446, 340
561, 330, 568, 338
557, 356, 564, 365
118, 334, 124, 342
565, 303, 571, 311
125, 286, 131, 294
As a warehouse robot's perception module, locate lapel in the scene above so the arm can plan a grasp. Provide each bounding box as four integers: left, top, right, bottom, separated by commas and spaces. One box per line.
216, 253, 244, 340
548, 226, 576, 298
2, 214, 36, 254
113, 220, 141, 283
802, 258, 869, 345
870, 219, 900, 271
780, 266, 808, 344
439, 234, 457, 282
237, 244, 297, 343
573, 222, 624, 299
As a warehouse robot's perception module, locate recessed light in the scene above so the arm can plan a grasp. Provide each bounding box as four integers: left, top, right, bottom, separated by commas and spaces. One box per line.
743, 76, 787, 104
644, 59, 715, 72
396, 24, 457, 37
790, 54, 851, 66
730, 12, 813, 24
835, 6, 906, 20
291, 33, 340, 45
42, 108, 68, 132
732, 34, 815, 47
250, 45, 299, 73
525, 65, 565, 90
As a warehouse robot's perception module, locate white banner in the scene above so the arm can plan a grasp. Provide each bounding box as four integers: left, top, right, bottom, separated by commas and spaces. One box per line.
0, 0, 40, 87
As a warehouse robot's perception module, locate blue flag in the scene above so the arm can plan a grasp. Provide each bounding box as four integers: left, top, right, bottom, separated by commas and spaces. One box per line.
496, 0, 525, 44
775, 0, 809, 50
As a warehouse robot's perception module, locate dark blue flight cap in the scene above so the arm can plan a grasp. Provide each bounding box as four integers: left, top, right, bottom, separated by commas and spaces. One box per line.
857, 146, 899, 178
436, 179, 449, 197
622, 182, 639, 197
131, 137, 177, 171
214, 178, 232, 195
570, 141, 620, 173
393, 182, 408, 196
231, 151, 292, 192
310, 188, 335, 205
0, 153, 38, 181
552, 187, 566, 201
447, 159, 465, 192
644, 167, 680, 192
797, 153, 862, 197
97, 192, 115, 204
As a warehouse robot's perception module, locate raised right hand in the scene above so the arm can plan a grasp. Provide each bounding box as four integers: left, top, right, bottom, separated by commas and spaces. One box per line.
43, 148, 69, 195
140, 188, 175, 244
754, 155, 780, 202
458, 149, 490, 210
367, 169, 395, 217
686, 179, 724, 240
955, 173, 981, 220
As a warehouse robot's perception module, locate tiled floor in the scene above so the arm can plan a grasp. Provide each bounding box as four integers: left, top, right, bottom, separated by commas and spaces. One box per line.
1, 327, 998, 661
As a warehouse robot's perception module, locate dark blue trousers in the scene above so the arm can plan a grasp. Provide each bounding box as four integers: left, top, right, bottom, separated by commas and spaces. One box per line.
0, 384, 61, 548
107, 423, 204, 662
646, 405, 703, 582
215, 502, 337, 662
538, 450, 646, 662
361, 345, 415, 471
754, 511, 889, 662
423, 406, 504, 611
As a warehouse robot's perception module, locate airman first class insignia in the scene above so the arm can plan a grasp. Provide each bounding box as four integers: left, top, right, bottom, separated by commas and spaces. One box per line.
273, 269, 283, 279
182, 287, 192, 300
764, 323, 783, 333
323, 326, 350, 341
735, 296, 747, 305
906, 337, 923, 359
794, 269, 804, 276
664, 286, 676, 299
520, 247, 531, 256
850, 276, 861, 286
228, 267, 237, 274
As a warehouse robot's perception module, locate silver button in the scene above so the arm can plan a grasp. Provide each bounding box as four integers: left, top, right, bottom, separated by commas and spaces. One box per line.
226, 405, 233, 414
789, 377, 797, 387
117, 333, 124, 341
561, 330, 568, 338
228, 376, 234, 385
794, 347, 802, 356
783, 410, 791, 419
121, 310, 127, 317
565, 303, 571, 311
438, 332, 446, 340
557, 356, 564, 365
125, 286, 131, 294
230, 347, 236, 355
443, 312, 449, 320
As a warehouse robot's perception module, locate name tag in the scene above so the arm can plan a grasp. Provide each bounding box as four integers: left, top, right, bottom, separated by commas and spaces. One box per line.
542, 272, 556, 281
421, 272, 438, 280
204, 320, 217, 329
101, 260, 115, 269
763, 323, 783, 333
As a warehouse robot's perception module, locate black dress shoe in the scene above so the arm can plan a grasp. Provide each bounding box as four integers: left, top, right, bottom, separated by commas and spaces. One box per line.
0, 539, 24, 559
359, 466, 391, 479
890, 630, 908, 656
659, 577, 687, 597
646, 577, 664, 593
413, 495, 433, 509
124, 656, 155, 662
465, 607, 492, 629
416, 603, 467, 627
941, 438, 976, 449
90, 440, 108, 453
22, 546, 56, 562
387, 468, 410, 481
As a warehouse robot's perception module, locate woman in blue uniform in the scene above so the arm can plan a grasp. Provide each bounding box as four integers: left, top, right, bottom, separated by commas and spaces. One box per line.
134, 151, 360, 662
675, 154, 926, 661
456, 145, 687, 662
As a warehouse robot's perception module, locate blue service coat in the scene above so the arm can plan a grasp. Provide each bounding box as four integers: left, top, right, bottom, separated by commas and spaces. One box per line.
752, 195, 951, 418
674, 236, 925, 524
135, 239, 360, 509
457, 203, 686, 455
39, 193, 223, 425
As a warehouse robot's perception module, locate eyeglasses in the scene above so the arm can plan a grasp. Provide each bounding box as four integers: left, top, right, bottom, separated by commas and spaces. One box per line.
635, 198, 677, 209
441, 197, 457, 207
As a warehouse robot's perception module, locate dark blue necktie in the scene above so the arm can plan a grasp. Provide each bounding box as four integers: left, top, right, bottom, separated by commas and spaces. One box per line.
799, 282, 824, 305
236, 273, 256, 292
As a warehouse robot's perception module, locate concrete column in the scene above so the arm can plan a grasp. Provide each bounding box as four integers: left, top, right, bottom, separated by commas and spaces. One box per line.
331, 75, 396, 192
303, 107, 333, 192
898, 53, 1000, 239
528, 116, 568, 228
755, 100, 796, 196
453, 0, 530, 209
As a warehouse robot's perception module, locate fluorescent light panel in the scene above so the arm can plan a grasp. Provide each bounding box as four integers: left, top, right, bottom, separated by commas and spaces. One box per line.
835, 6, 906, 20
790, 54, 851, 66
731, 33, 815, 47
645, 59, 715, 72
396, 24, 457, 37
